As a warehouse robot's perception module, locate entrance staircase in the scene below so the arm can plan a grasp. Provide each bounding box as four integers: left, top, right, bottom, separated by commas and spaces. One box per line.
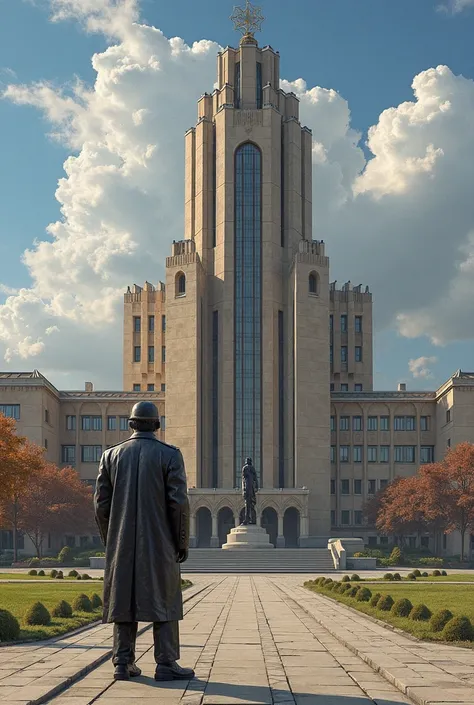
184, 548, 334, 573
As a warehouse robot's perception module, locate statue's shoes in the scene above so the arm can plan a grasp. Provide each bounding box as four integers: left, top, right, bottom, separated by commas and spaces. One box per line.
155, 662, 195, 681
128, 663, 142, 677
114, 665, 130, 681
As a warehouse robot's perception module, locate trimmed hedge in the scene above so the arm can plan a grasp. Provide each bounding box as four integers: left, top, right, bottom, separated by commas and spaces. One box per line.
410, 604, 432, 621
442, 616, 474, 642
38, 569, 45, 576
393, 573, 402, 581
25, 602, 51, 626
407, 572, 417, 580
392, 598, 413, 617
341, 575, 351, 582
351, 574, 361, 581
384, 573, 394, 580
28, 569, 37, 576
68, 569, 79, 578
72, 594, 92, 612
52, 601, 73, 619
50, 569, 58, 578
356, 587, 372, 602
370, 592, 381, 607
430, 609, 454, 633
377, 595, 394, 611
0, 609, 20, 641
348, 586, 360, 598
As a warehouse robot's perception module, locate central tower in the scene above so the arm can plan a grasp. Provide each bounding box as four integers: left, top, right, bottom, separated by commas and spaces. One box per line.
165, 6, 331, 539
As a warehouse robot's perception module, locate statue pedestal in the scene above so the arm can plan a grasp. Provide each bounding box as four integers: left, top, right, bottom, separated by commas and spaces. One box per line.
222, 524, 272, 550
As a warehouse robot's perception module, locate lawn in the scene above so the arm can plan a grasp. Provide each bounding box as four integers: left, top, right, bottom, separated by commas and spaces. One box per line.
0, 573, 101, 581
306, 580, 474, 643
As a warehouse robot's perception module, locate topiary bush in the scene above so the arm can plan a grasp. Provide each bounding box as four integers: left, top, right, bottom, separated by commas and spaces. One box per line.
58, 546, 73, 564
392, 598, 413, 617
442, 616, 474, 642
72, 594, 92, 612
430, 609, 454, 633
91, 593, 103, 609
68, 569, 79, 578
421, 572, 429, 577
25, 602, 51, 626
383, 573, 394, 580
341, 575, 350, 582
28, 569, 37, 576
38, 569, 45, 576
393, 573, 402, 581
370, 592, 381, 607
341, 583, 352, 592
348, 586, 360, 598
50, 569, 58, 578
56, 571, 64, 579
356, 587, 372, 602
441, 570, 448, 576
407, 572, 417, 580
413, 569, 421, 577
327, 582, 336, 591
351, 574, 361, 581
389, 546, 402, 566
52, 600, 73, 619
0, 608, 20, 641
378, 595, 394, 611
81, 574, 91, 580
432, 569, 441, 577
76, 575, 82, 580
410, 604, 432, 621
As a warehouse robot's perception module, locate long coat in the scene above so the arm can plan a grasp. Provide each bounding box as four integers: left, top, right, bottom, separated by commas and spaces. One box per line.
94, 431, 189, 623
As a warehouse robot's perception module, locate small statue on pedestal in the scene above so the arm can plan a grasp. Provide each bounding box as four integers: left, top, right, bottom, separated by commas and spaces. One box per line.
241, 457, 259, 525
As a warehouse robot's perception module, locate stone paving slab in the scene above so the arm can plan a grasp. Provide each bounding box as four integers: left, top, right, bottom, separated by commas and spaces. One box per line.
274, 577, 474, 705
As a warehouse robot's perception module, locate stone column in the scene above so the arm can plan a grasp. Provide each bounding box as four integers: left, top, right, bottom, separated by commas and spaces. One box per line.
210, 513, 219, 548
189, 514, 197, 549
276, 513, 285, 548
299, 514, 309, 547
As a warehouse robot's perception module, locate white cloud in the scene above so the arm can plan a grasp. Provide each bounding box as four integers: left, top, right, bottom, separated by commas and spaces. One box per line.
3, 1, 474, 387
439, 0, 474, 13
408, 356, 438, 379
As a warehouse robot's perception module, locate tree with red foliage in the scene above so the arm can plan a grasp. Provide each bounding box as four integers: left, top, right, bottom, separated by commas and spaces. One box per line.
376, 476, 427, 544
362, 488, 386, 527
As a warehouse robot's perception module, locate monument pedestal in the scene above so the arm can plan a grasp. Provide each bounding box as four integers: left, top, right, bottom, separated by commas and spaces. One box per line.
222, 524, 273, 550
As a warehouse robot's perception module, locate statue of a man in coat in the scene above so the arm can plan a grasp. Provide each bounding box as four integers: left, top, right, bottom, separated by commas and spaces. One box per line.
94, 401, 194, 683
241, 457, 259, 525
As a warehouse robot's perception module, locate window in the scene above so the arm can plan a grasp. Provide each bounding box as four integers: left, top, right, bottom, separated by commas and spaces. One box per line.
119, 417, 129, 432
330, 345, 333, 364
44, 438, 48, 450
408, 536, 417, 549
161, 383, 166, 392
420, 446, 434, 464
256, 61, 263, 108
148, 346, 155, 363
81, 416, 102, 432
330, 446, 336, 463
308, 272, 318, 295
368, 536, 378, 547
380, 479, 388, 490
368, 479, 377, 495
420, 536, 429, 549
134, 346, 141, 362
133, 316, 141, 333
354, 510, 363, 525
148, 315, 154, 333
330, 383, 335, 391
420, 416, 429, 431
394, 445, 416, 463
446, 408, 451, 423
443, 533, 447, 550
341, 479, 350, 495
447, 438, 451, 448
160, 415, 166, 431
341, 346, 348, 363
355, 315, 362, 334
354, 384, 363, 392
133, 384, 141, 391
380, 416, 390, 431
62, 445, 76, 465
368, 416, 378, 431
380, 536, 389, 545
353, 446, 362, 463
66, 415, 76, 431
340, 446, 349, 462
354, 479, 362, 494
330, 479, 336, 495
81, 445, 102, 462
341, 384, 349, 392
44, 409, 49, 424
329, 315, 333, 333
355, 346, 362, 362
380, 446, 390, 463
162, 315, 166, 332
340, 416, 349, 431
331, 510, 336, 526
330, 415, 335, 431
367, 446, 378, 463
394, 416, 416, 431
341, 510, 350, 525
107, 416, 117, 431
353, 416, 363, 431
147, 384, 155, 391
0, 404, 20, 420
234, 61, 241, 108
162, 346, 166, 364
176, 273, 186, 296
341, 315, 347, 332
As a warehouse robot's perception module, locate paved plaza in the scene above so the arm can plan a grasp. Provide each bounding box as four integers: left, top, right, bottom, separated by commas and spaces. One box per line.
1, 575, 474, 705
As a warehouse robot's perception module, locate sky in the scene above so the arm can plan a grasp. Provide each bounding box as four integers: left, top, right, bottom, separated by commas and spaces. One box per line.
1, 0, 474, 390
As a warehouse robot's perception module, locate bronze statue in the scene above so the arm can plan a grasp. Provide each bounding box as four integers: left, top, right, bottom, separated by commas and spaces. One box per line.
241, 457, 259, 525
94, 401, 194, 683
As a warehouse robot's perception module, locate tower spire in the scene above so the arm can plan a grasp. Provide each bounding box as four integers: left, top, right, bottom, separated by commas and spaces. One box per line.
230, 1, 264, 44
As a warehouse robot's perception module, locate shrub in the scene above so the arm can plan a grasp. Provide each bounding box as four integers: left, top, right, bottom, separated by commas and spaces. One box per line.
50, 569, 58, 578
348, 586, 360, 597
383, 573, 394, 581
76, 575, 82, 580
56, 571, 64, 579
356, 587, 372, 602
28, 569, 37, 576
91, 593, 103, 609
419, 557, 443, 568
442, 616, 474, 642
327, 582, 336, 591
422, 572, 429, 577
341, 583, 352, 592
413, 569, 421, 577
52, 601, 73, 619
441, 570, 447, 576
25, 602, 51, 626
81, 574, 91, 580
389, 546, 402, 566
432, 569, 441, 577
430, 609, 454, 633
351, 574, 361, 581
0, 609, 20, 641
378, 595, 394, 611
58, 546, 73, 564
72, 594, 92, 612
38, 570, 45, 576
407, 572, 417, 580
341, 575, 350, 582
393, 573, 402, 581
392, 598, 413, 617
370, 592, 381, 607
410, 604, 432, 621
68, 570, 78, 578
28, 557, 40, 567
99, 576, 104, 581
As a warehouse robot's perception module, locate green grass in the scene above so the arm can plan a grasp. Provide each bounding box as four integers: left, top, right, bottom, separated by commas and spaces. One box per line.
306, 581, 474, 643
0, 573, 100, 581
415, 573, 474, 582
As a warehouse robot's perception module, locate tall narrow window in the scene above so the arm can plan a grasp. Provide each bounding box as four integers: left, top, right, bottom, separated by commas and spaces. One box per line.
309, 272, 318, 295
176, 273, 186, 297
161, 346, 166, 364
341, 314, 347, 332
234, 62, 241, 108
212, 126, 217, 248
148, 315, 155, 332
162, 315, 166, 332
212, 310, 219, 488
148, 346, 155, 363
280, 129, 285, 247
278, 310, 284, 488
134, 346, 141, 362
133, 316, 141, 333
256, 62, 263, 109
234, 143, 262, 485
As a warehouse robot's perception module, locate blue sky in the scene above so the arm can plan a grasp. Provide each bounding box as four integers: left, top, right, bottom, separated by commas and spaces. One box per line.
0, 0, 474, 389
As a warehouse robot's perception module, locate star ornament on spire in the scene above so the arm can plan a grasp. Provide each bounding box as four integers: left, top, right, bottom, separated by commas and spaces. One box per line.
230, 1, 265, 38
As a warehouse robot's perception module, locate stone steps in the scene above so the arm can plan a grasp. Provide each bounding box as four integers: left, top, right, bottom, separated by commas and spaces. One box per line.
184, 548, 334, 573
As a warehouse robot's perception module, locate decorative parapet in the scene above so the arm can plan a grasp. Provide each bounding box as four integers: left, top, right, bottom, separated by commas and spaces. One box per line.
292, 239, 329, 269
331, 391, 436, 401
124, 281, 165, 303
330, 280, 372, 303
166, 239, 200, 268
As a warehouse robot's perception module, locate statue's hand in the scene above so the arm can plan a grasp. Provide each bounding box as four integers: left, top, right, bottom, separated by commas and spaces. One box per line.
177, 549, 188, 563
